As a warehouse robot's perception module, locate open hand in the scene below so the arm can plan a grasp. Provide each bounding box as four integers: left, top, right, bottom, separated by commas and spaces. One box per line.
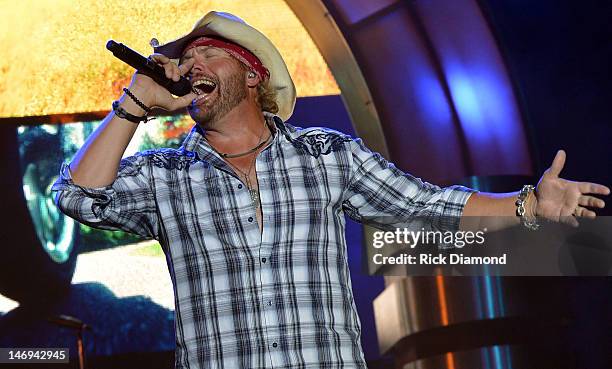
534, 150, 610, 226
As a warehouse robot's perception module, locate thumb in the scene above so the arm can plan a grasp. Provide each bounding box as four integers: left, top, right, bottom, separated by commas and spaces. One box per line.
548, 149, 566, 177
169, 92, 198, 111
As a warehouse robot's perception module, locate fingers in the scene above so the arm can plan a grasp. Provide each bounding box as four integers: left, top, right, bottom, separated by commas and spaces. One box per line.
574, 205, 596, 219
149, 53, 170, 64
150, 53, 182, 82
569, 195, 602, 222
178, 58, 196, 76
560, 214, 580, 228
578, 195, 606, 208
548, 150, 566, 177
578, 182, 611, 195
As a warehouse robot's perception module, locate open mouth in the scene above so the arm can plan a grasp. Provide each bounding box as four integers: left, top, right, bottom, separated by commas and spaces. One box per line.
191, 78, 217, 95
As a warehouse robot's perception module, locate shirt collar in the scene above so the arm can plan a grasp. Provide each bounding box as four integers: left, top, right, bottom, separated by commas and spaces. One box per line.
180, 112, 286, 168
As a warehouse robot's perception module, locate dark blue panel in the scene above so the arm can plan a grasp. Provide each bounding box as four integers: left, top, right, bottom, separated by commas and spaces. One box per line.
480, 0, 612, 214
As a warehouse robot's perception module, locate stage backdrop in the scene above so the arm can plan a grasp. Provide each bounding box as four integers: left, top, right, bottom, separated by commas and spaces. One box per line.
0, 0, 338, 118
0, 0, 386, 362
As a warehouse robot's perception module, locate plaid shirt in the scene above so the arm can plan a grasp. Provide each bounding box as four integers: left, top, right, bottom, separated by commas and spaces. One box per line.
53, 113, 475, 369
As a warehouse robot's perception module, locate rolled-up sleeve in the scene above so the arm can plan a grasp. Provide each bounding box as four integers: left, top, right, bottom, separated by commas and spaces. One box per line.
51, 154, 158, 239
341, 138, 477, 231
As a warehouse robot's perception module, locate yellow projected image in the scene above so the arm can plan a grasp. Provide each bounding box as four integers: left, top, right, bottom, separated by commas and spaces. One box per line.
0, 0, 339, 118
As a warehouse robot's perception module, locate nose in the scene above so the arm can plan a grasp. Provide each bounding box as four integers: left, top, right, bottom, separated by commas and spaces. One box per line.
188, 54, 213, 76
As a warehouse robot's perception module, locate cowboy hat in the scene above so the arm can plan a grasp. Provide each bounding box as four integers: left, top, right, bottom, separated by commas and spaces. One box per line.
154, 11, 296, 121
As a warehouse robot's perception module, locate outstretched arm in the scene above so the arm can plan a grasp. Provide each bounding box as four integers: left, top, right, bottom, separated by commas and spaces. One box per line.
460, 150, 610, 231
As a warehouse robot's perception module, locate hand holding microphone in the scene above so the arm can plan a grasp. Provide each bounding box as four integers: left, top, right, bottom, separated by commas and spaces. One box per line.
106, 40, 197, 111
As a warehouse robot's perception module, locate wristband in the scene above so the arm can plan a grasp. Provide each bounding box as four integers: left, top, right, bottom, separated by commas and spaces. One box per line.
112, 100, 152, 124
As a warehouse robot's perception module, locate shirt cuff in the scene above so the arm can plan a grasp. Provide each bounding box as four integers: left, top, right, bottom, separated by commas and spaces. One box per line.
51, 162, 114, 195
437, 185, 478, 232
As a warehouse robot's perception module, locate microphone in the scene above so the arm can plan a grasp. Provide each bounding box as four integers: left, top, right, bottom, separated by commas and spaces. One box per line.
106, 40, 192, 96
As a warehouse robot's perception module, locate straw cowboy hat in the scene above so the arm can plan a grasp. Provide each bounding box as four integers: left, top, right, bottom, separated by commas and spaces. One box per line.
154, 11, 296, 121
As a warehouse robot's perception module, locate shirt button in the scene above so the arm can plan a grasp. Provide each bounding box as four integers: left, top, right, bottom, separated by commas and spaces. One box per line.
248, 217, 254, 222
261, 257, 267, 263
272, 342, 278, 348
237, 184, 243, 189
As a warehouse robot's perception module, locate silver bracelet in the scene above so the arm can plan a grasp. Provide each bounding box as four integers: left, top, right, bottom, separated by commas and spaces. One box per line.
516, 185, 539, 230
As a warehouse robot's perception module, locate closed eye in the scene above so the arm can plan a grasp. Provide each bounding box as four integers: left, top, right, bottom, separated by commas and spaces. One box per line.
180, 46, 230, 66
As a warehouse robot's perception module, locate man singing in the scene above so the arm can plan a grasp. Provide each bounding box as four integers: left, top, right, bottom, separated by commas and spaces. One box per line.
53, 11, 608, 369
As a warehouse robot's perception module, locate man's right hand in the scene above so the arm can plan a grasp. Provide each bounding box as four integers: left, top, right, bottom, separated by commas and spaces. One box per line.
68, 54, 198, 188
127, 54, 197, 112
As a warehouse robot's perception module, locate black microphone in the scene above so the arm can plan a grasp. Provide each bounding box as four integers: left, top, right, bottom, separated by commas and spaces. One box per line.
106, 40, 192, 96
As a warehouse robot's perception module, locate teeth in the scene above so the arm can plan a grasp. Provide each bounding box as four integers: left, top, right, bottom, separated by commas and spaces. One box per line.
193, 80, 215, 87
192, 79, 217, 95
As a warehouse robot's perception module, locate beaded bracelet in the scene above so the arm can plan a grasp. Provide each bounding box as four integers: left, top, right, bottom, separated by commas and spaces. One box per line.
123, 88, 152, 114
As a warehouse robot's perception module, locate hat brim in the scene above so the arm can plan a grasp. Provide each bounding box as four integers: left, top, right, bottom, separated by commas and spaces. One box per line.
154, 11, 296, 121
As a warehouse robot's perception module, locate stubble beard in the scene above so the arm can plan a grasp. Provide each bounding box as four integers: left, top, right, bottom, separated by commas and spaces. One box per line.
188, 71, 248, 128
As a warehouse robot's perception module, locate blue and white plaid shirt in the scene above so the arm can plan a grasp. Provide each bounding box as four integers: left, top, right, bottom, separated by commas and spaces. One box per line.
53, 113, 475, 369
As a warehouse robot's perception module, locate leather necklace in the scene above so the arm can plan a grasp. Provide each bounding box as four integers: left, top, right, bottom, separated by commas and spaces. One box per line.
207, 122, 271, 158
217, 138, 269, 158
206, 122, 271, 208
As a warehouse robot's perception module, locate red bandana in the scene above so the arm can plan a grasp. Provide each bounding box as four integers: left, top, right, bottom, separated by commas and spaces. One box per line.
182, 36, 270, 80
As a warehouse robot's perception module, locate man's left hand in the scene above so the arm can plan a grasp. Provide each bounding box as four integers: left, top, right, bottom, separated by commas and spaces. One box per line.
534, 150, 610, 225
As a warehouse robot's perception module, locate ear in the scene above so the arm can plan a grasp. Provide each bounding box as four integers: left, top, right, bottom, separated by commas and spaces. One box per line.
246, 71, 260, 88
